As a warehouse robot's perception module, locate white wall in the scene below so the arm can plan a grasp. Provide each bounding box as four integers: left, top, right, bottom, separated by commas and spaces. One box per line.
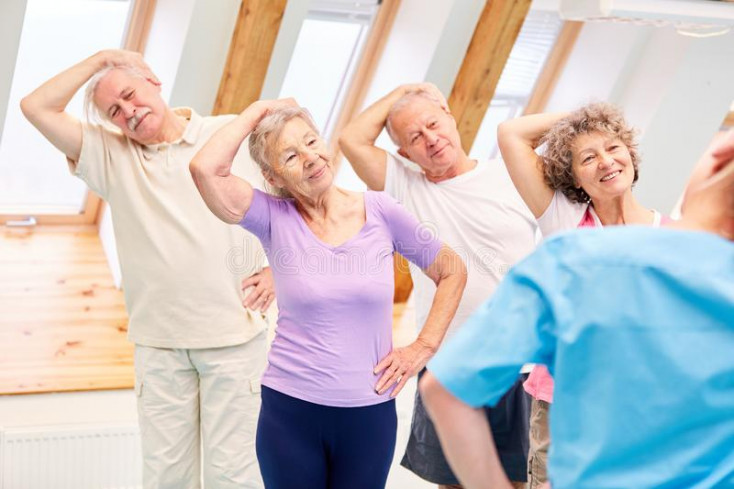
0, 390, 136, 428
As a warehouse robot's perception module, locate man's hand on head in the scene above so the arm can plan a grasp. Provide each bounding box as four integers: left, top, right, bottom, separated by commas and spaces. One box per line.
98, 49, 160, 86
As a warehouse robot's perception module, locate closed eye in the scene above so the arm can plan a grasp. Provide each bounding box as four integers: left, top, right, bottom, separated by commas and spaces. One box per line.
123, 90, 135, 100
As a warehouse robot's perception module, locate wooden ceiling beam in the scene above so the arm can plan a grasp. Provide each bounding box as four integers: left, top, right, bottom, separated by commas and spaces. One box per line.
448, 0, 532, 151
213, 0, 288, 115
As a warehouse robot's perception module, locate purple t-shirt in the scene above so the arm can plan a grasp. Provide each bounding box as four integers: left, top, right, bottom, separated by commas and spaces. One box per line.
240, 189, 442, 407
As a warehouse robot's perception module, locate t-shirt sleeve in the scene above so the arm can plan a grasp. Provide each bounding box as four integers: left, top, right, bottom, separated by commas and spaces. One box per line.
239, 189, 274, 250
373, 191, 442, 269
536, 190, 588, 237
69, 123, 119, 199
428, 247, 559, 407
384, 152, 420, 203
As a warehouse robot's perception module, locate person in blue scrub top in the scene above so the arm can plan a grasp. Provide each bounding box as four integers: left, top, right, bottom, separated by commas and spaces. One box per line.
419, 129, 734, 489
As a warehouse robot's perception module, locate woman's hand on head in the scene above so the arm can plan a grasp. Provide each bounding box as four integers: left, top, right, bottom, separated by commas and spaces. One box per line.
246, 98, 300, 120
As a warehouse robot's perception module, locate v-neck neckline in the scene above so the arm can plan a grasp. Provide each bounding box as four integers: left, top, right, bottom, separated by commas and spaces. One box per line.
293, 192, 370, 250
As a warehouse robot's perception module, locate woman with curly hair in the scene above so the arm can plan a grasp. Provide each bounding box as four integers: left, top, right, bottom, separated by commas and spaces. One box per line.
497, 102, 670, 489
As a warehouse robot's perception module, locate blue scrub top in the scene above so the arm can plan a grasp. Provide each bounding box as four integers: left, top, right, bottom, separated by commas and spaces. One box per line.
430, 227, 734, 489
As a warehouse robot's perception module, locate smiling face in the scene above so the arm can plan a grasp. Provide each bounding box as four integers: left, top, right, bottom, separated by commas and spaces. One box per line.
92, 68, 167, 144
266, 117, 334, 200
570, 131, 636, 201
390, 98, 463, 180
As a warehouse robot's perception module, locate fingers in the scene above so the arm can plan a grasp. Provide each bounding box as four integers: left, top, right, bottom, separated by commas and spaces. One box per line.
375, 351, 414, 394
260, 293, 274, 312
373, 351, 396, 376
375, 364, 401, 395
241, 274, 260, 290
390, 374, 410, 398
243, 287, 273, 311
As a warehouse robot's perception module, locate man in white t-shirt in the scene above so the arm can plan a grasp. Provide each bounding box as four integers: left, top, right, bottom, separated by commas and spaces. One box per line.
21, 49, 272, 489
340, 84, 537, 489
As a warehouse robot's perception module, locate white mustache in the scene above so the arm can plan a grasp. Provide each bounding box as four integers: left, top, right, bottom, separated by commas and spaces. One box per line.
127, 108, 152, 132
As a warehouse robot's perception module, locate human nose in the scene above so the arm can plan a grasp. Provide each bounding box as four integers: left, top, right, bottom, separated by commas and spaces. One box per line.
598, 151, 614, 168
425, 129, 439, 146
120, 101, 136, 118
302, 147, 318, 167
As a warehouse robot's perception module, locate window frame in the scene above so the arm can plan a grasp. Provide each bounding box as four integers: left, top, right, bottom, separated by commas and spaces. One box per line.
0, 0, 156, 227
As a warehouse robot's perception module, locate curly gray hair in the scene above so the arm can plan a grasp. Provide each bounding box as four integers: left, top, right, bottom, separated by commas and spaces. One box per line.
541, 102, 640, 204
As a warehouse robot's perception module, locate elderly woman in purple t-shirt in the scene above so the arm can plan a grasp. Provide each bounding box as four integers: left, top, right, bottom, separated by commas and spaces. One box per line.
190, 98, 466, 489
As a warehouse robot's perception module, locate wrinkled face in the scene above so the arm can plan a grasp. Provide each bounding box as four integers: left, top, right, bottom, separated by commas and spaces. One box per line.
267, 117, 333, 199
571, 131, 635, 201
391, 99, 463, 178
93, 68, 166, 144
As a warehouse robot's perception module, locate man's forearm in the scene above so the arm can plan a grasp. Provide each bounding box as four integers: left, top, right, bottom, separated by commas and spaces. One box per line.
21, 52, 106, 120
420, 373, 513, 489
342, 85, 408, 146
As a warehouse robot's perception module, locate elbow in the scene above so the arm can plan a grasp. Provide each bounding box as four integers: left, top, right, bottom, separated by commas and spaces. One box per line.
189, 158, 208, 184
450, 253, 468, 291
338, 131, 355, 156
19, 95, 37, 122
496, 120, 515, 148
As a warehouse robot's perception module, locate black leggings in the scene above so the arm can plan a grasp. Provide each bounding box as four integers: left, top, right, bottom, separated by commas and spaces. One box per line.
256, 386, 397, 489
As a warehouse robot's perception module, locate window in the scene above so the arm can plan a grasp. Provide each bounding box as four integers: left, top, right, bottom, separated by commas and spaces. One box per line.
277, 0, 380, 140
0, 0, 132, 221
470, 9, 564, 160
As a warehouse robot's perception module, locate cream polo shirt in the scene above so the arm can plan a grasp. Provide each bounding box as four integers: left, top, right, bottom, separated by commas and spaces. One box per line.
70, 108, 268, 348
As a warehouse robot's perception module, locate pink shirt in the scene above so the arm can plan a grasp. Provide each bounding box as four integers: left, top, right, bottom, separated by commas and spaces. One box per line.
524, 194, 671, 403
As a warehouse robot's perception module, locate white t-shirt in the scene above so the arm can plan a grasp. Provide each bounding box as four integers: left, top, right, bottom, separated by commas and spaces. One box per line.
72, 108, 268, 348
537, 190, 664, 238
384, 153, 538, 338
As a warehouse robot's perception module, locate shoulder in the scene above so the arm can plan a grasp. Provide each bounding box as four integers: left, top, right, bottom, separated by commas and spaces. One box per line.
386, 152, 425, 180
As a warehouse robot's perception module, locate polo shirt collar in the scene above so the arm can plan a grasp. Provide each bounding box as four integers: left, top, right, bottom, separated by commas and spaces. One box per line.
140, 107, 202, 158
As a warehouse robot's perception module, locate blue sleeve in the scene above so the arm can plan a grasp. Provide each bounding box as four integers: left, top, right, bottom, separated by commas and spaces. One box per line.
428, 248, 559, 407
372, 191, 442, 269
239, 189, 273, 250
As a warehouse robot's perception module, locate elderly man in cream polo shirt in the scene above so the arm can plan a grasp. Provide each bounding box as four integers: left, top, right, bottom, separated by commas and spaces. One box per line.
21, 49, 272, 489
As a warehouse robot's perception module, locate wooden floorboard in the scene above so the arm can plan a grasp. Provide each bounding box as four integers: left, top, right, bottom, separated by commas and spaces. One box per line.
0, 226, 132, 395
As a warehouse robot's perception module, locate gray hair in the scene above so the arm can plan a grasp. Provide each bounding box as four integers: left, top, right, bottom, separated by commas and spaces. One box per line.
83, 64, 148, 129
385, 90, 445, 145
248, 106, 319, 198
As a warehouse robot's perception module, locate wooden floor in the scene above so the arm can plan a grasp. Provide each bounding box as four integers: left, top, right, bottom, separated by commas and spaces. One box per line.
0, 225, 417, 395
0, 226, 132, 395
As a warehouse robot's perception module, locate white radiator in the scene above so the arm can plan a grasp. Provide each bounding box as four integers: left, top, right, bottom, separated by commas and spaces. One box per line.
0, 423, 142, 489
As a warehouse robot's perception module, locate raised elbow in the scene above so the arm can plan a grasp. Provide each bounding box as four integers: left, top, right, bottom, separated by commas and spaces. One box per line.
19, 95, 37, 121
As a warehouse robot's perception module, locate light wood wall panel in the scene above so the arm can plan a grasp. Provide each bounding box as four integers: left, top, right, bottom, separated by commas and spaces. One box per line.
448, 0, 532, 151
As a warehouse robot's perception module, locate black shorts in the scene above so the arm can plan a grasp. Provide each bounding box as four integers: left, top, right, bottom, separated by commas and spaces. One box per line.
400, 371, 530, 484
